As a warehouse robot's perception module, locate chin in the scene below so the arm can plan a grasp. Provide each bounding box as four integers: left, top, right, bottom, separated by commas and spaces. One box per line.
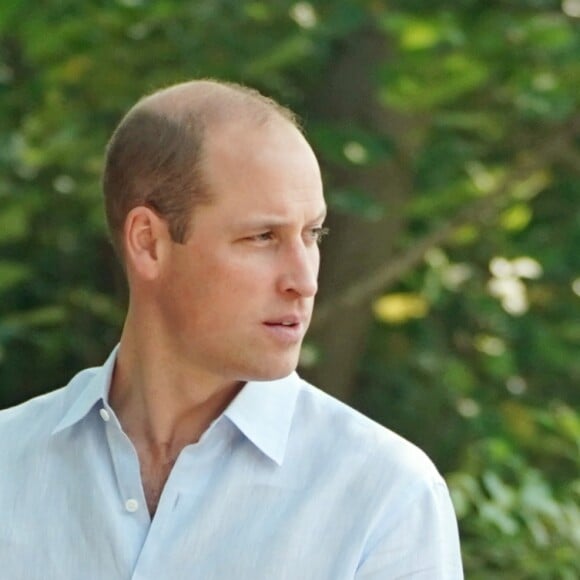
241, 357, 299, 383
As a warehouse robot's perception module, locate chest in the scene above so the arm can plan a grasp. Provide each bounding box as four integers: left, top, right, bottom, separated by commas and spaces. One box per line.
139, 454, 176, 516
1, 468, 363, 580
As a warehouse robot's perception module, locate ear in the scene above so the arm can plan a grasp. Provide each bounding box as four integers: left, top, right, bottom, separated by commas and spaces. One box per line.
123, 206, 170, 280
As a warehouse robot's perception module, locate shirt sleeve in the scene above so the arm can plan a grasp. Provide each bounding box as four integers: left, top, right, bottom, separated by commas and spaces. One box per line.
355, 477, 464, 580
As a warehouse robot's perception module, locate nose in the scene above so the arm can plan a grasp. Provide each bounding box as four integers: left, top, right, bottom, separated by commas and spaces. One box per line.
277, 242, 319, 298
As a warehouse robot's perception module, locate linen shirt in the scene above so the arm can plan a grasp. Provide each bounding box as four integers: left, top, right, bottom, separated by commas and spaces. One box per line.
0, 347, 463, 579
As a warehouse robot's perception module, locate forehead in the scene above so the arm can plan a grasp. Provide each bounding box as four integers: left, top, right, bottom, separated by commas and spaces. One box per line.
200, 119, 325, 219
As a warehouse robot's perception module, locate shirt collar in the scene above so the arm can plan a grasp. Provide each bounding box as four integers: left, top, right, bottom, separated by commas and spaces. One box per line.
52, 345, 302, 466
52, 345, 119, 435
223, 373, 301, 466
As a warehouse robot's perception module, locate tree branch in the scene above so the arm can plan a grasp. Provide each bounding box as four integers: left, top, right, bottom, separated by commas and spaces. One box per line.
312, 118, 580, 329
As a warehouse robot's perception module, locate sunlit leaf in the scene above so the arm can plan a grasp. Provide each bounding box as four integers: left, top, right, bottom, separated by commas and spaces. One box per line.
500, 203, 533, 232
373, 293, 429, 324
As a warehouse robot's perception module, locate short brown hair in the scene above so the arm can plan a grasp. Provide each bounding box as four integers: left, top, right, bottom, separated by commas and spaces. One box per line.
102, 79, 300, 259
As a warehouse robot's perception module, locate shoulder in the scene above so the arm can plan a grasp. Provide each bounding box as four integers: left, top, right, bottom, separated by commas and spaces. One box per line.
282, 378, 463, 577
293, 377, 443, 485
0, 366, 99, 451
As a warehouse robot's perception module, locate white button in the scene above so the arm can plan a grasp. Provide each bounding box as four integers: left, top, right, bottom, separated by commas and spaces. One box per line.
99, 408, 110, 422
125, 499, 139, 513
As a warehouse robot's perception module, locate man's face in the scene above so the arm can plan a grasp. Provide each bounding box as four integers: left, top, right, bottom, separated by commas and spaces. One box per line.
156, 118, 326, 386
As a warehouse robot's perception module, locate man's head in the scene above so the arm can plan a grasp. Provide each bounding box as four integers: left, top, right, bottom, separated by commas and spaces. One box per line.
103, 79, 300, 259
104, 80, 326, 383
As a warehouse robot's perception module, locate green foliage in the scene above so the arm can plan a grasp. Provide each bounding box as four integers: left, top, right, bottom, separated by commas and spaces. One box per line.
1, 0, 578, 576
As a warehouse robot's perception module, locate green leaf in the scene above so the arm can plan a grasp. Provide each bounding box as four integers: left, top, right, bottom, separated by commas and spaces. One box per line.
0, 261, 30, 290
0, 205, 29, 243
242, 34, 315, 77
379, 52, 490, 112
1, 306, 67, 330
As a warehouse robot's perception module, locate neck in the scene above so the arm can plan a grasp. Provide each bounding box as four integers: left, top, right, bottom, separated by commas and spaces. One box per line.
109, 313, 243, 461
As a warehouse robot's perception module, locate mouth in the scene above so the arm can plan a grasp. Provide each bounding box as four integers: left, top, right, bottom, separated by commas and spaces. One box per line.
263, 315, 304, 328
263, 317, 306, 344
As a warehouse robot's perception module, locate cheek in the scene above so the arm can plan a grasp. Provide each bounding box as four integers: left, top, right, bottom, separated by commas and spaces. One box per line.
164, 250, 274, 320
186, 263, 263, 317
220, 254, 275, 290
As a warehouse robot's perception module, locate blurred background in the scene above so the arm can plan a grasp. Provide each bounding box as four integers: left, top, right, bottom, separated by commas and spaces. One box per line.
1, 0, 579, 577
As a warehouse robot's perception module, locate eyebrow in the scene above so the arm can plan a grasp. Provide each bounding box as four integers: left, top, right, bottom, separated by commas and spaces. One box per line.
235, 207, 327, 230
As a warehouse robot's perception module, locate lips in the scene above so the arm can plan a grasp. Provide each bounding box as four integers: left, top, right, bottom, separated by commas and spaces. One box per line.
264, 316, 302, 327
263, 315, 308, 344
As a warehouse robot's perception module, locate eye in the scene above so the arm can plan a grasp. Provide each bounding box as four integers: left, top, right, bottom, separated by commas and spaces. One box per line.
309, 226, 330, 244
250, 231, 274, 242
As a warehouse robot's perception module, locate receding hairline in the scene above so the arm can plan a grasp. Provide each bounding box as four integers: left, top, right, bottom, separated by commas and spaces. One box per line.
130, 79, 301, 132
126, 78, 306, 209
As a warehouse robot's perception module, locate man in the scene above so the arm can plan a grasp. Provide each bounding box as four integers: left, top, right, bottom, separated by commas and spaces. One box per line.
0, 80, 463, 578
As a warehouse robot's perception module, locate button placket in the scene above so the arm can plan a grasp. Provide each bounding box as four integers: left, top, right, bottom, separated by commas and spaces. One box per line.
101, 411, 149, 524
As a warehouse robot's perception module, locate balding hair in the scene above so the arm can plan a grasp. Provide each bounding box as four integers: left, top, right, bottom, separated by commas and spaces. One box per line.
102, 80, 300, 259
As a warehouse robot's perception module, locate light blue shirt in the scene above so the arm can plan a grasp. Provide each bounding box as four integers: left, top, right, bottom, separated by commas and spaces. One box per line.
0, 347, 463, 579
